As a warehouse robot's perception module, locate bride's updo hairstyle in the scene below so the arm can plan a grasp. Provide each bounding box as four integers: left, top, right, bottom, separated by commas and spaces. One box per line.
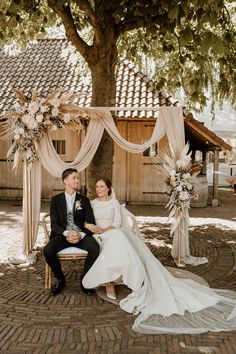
96, 177, 112, 196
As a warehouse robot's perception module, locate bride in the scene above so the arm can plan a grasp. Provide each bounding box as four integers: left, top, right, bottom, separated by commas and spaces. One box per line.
82, 178, 236, 334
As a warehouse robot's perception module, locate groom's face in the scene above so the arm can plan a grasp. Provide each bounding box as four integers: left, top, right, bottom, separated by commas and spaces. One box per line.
64, 172, 79, 191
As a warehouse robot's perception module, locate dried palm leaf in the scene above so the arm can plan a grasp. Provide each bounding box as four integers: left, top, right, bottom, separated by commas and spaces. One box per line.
31, 89, 37, 101
66, 120, 84, 132
11, 87, 27, 103
0, 118, 12, 140
43, 88, 61, 105
59, 103, 88, 115
60, 91, 82, 104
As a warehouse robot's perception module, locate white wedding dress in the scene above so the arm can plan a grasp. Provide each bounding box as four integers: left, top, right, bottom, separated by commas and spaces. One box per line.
82, 199, 146, 291
82, 198, 236, 334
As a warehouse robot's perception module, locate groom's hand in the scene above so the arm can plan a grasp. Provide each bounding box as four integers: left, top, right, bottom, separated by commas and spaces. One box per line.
66, 230, 81, 243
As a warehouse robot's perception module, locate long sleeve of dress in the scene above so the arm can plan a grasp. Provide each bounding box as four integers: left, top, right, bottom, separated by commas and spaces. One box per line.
111, 199, 122, 228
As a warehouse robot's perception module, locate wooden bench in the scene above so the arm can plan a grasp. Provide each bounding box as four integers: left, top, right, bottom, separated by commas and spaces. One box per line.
42, 213, 88, 289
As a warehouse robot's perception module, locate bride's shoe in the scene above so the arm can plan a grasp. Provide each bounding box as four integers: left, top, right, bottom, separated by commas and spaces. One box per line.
107, 292, 117, 300
106, 283, 117, 300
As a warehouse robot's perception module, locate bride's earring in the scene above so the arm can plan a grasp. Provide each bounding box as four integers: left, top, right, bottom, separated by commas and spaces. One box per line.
106, 282, 117, 300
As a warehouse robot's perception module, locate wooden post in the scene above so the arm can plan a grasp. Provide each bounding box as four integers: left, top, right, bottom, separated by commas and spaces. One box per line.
212, 149, 220, 207
202, 150, 207, 175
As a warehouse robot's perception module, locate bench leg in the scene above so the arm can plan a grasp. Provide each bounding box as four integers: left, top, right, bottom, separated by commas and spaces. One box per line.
45, 263, 52, 289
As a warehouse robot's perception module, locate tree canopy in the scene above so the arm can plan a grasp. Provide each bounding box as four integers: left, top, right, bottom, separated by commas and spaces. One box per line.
0, 0, 236, 194
0, 0, 235, 110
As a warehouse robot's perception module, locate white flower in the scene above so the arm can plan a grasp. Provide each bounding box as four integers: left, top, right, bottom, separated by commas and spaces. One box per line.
28, 102, 40, 114
51, 125, 58, 131
176, 157, 191, 169
50, 98, 60, 108
52, 107, 59, 117
179, 191, 190, 201
36, 114, 44, 123
22, 115, 38, 129
40, 105, 49, 113
27, 120, 38, 129
63, 113, 71, 123
183, 172, 191, 179
186, 183, 193, 190
19, 127, 25, 134
75, 200, 82, 210
13, 102, 21, 110
176, 185, 183, 192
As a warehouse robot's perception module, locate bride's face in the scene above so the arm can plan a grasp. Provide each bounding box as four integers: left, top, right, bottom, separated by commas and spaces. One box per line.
96, 180, 109, 199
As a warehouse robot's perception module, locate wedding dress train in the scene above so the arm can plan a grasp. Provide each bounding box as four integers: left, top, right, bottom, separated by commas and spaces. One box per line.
82, 199, 236, 334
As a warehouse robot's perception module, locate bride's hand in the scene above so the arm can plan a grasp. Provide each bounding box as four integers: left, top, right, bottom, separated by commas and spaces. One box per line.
84, 222, 95, 232
85, 223, 102, 234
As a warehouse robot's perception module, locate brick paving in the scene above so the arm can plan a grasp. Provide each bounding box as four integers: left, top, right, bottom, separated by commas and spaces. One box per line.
0, 190, 236, 354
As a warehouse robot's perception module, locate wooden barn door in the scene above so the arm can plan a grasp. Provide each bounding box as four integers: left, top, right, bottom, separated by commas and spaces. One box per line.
127, 121, 168, 204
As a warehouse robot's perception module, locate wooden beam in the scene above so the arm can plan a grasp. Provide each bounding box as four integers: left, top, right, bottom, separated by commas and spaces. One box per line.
202, 151, 207, 175
212, 150, 219, 207
185, 120, 220, 148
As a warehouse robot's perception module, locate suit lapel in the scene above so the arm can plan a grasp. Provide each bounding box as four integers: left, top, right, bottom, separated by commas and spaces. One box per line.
60, 193, 67, 223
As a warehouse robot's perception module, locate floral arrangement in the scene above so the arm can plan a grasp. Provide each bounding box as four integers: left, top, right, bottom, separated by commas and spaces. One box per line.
6, 87, 84, 168
154, 144, 200, 217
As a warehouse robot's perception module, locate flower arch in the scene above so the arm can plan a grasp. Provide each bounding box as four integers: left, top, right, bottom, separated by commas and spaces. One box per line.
0, 88, 203, 267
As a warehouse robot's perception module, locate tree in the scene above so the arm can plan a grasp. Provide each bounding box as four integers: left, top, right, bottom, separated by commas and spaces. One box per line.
0, 0, 235, 196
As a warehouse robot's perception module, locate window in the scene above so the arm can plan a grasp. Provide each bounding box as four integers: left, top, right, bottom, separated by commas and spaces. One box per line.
52, 140, 66, 155
143, 143, 158, 157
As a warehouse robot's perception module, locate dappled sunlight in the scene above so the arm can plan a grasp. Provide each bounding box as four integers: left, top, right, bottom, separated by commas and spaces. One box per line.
137, 215, 236, 231
145, 238, 172, 249
179, 341, 217, 353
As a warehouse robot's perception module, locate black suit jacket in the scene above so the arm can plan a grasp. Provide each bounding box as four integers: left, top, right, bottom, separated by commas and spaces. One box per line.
50, 192, 95, 239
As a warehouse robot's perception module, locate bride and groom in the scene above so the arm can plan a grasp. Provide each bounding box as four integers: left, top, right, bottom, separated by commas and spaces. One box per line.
44, 168, 236, 334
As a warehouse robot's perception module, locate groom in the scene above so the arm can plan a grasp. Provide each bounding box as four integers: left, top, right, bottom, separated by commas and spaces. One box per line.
44, 168, 100, 296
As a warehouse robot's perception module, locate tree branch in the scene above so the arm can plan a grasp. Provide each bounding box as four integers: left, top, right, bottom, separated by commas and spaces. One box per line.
76, 0, 96, 27
118, 14, 161, 34
47, 0, 90, 60
76, 0, 103, 43
118, 17, 144, 33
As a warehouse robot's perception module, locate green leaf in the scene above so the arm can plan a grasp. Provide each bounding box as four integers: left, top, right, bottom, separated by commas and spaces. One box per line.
200, 32, 212, 52
179, 28, 194, 46
168, 6, 179, 20
212, 36, 225, 55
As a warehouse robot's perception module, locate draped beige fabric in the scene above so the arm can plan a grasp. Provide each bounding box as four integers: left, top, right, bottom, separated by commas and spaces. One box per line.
23, 106, 188, 262
159, 107, 190, 261
37, 116, 104, 177
23, 159, 41, 255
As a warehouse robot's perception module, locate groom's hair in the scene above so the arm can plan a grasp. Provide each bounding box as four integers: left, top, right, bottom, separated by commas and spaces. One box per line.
62, 168, 78, 182
96, 177, 112, 196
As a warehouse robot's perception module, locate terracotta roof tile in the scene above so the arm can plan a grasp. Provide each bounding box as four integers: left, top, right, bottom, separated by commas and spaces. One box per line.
0, 39, 231, 151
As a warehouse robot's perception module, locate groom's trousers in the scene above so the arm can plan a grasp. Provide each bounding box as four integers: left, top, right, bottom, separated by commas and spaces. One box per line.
43, 235, 100, 280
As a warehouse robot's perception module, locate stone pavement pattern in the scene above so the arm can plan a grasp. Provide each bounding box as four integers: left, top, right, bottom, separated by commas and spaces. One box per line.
0, 190, 236, 354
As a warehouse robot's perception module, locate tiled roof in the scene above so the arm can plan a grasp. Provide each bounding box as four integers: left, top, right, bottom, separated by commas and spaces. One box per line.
185, 114, 232, 151
0, 39, 92, 114
0, 39, 231, 151
0, 39, 174, 118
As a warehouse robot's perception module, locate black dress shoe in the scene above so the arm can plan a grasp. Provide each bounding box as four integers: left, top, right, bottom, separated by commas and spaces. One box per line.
81, 287, 95, 295
50, 279, 66, 296
80, 276, 95, 295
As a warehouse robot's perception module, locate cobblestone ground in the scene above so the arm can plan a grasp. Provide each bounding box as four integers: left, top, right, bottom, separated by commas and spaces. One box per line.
0, 190, 236, 354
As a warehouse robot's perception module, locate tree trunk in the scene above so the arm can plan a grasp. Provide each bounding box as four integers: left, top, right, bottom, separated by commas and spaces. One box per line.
86, 45, 117, 198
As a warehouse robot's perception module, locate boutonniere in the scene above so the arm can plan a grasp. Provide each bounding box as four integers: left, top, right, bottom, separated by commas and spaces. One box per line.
75, 200, 82, 211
